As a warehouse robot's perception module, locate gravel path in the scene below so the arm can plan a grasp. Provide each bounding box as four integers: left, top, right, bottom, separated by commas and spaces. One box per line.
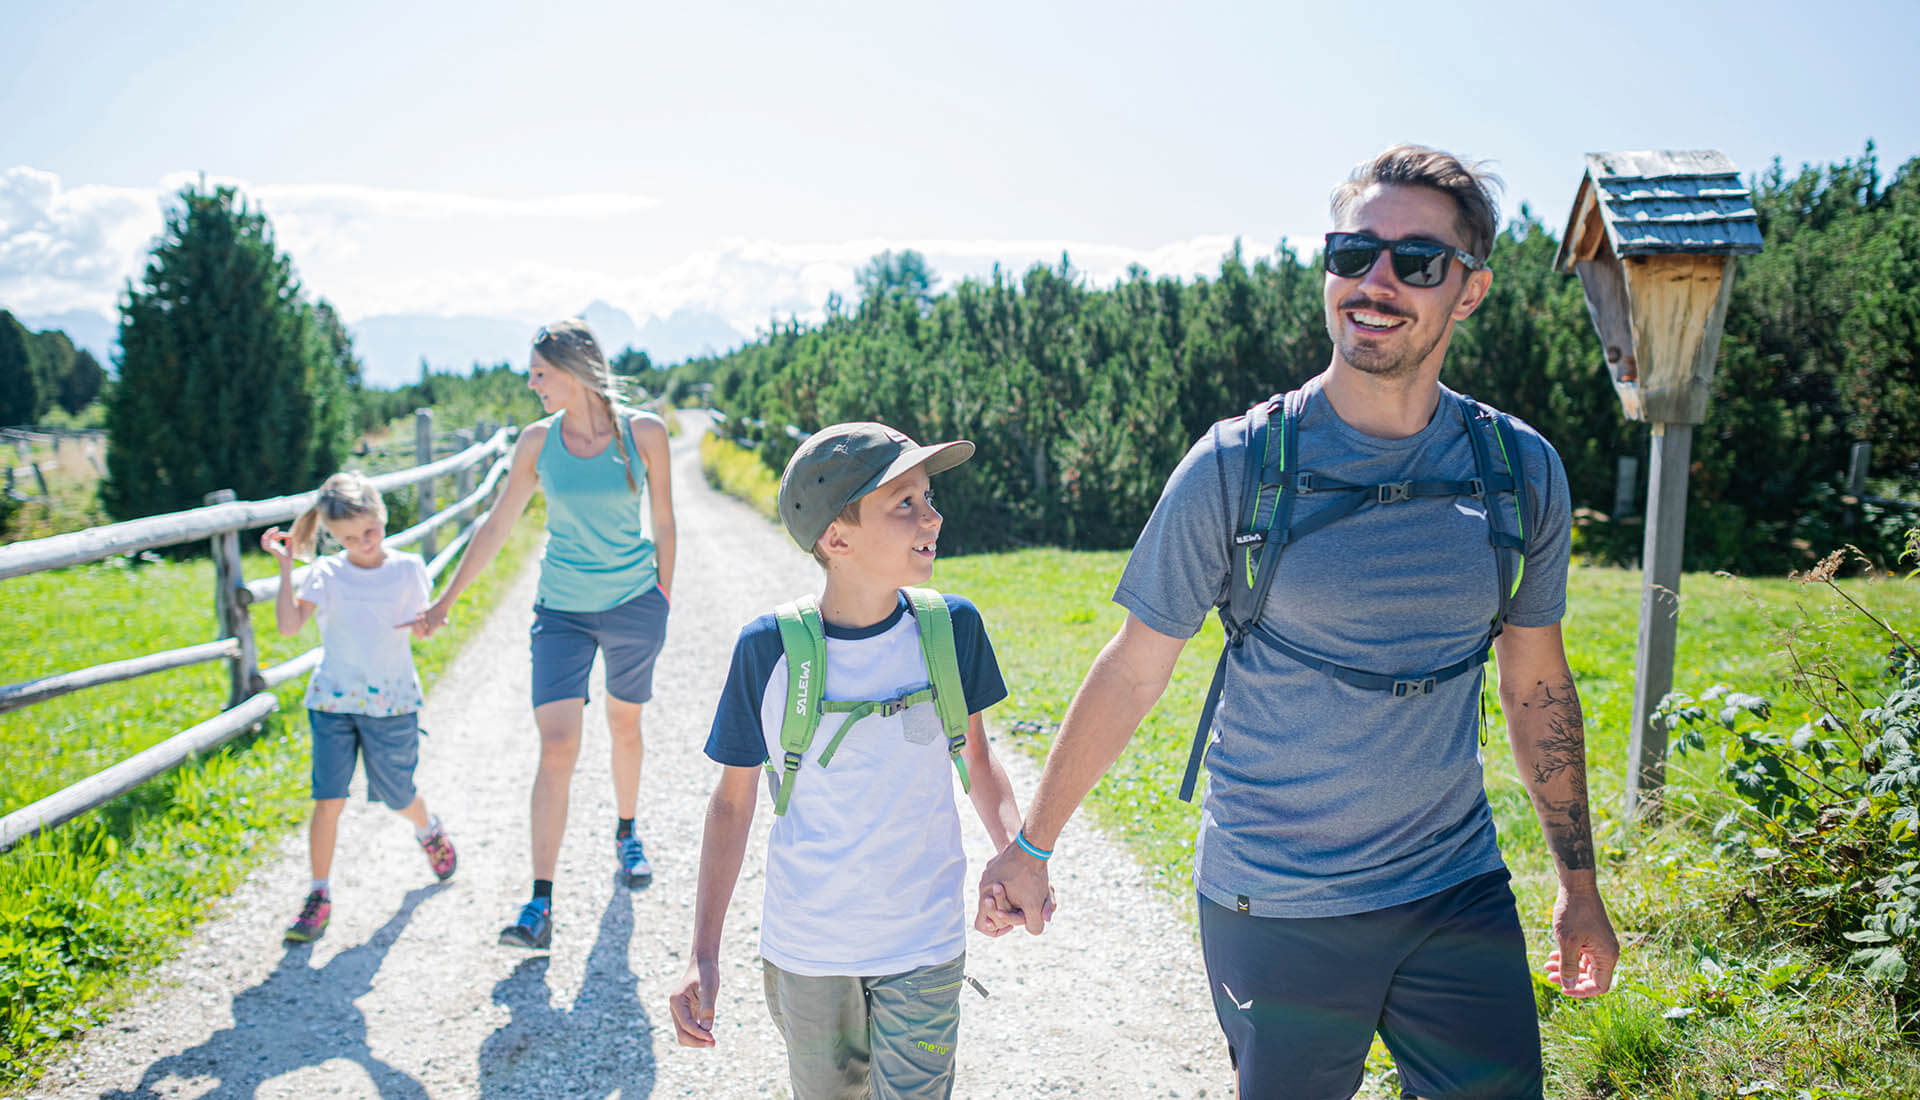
28, 421, 1228, 1099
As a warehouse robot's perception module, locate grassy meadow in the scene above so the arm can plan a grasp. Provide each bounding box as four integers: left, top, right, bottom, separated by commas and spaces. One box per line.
0, 496, 546, 1089
704, 435, 1920, 1099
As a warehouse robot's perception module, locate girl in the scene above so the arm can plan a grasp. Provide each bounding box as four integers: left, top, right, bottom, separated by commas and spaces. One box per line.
417, 318, 675, 950
261, 471, 456, 945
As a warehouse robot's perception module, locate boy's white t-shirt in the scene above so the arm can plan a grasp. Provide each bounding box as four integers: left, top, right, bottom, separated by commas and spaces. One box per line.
705, 593, 1008, 977
296, 550, 430, 717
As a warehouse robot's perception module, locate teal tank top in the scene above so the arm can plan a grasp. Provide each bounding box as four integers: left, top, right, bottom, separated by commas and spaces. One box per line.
534, 409, 658, 612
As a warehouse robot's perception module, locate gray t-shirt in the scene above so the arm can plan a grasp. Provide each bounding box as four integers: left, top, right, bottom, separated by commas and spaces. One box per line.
1115, 378, 1572, 918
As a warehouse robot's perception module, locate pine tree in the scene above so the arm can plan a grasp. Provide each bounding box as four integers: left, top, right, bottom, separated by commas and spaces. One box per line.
0, 312, 38, 425
106, 182, 352, 520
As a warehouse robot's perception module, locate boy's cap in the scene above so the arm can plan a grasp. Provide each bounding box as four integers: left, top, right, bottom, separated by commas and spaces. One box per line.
778, 422, 974, 551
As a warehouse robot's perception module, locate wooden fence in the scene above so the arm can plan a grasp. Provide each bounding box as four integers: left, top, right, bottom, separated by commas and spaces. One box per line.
0, 410, 515, 853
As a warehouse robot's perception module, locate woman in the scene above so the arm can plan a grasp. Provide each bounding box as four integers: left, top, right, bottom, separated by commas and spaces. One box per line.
419, 318, 675, 949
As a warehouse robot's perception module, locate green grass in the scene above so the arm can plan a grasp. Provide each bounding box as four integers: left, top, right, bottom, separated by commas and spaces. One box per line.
701, 433, 781, 521
0, 496, 546, 1090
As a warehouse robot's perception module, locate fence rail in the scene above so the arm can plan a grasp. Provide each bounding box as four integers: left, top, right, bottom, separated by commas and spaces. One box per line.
0, 410, 514, 854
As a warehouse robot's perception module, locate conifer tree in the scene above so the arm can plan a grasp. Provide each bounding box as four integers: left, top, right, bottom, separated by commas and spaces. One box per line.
106, 183, 351, 519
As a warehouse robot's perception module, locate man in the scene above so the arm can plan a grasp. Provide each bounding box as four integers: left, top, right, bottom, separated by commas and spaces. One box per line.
979, 145, 1618, 1099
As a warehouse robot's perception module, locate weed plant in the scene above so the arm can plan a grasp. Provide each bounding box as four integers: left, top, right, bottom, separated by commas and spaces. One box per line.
0, 498, 545, 1089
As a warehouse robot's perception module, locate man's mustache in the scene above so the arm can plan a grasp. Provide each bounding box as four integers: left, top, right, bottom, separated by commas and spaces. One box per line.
1337, 296, 1415, 320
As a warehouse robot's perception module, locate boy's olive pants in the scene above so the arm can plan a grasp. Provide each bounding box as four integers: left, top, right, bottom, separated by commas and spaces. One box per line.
762, 953, 966, 1100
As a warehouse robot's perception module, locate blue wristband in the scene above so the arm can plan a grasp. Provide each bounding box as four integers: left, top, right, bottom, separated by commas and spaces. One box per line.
1014, 830, 1052, 861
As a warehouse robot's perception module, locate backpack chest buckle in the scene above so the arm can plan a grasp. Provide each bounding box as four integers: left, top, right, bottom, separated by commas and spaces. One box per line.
1377, 481, 1413, 504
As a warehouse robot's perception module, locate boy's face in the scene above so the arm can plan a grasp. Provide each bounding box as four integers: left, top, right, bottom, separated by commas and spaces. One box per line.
821, 464, 941, 585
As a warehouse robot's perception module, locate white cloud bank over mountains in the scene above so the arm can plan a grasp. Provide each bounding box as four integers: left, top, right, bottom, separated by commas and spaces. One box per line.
2, 165, 1271, 380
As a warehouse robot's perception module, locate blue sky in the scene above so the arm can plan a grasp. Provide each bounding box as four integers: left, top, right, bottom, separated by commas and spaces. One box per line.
3, 0, 1915, 338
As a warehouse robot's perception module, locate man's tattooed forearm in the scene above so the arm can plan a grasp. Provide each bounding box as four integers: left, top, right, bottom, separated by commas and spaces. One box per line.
1541, 796, 1596, 871
1528, 679, 1587, 795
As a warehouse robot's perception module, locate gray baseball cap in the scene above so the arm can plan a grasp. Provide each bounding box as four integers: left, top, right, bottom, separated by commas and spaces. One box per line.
777, 422, 975, 551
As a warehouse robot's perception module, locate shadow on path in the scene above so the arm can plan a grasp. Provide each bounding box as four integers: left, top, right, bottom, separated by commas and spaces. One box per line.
102, 882, 449, 1099
478, 891, 655, 1098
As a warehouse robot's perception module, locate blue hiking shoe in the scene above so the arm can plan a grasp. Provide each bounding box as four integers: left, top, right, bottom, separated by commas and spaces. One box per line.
615, 833, 652, 888
498, 898, 552, 950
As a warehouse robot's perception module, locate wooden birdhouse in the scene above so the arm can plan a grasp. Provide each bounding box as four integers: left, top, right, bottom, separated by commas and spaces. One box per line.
1553, 151, 1761, 423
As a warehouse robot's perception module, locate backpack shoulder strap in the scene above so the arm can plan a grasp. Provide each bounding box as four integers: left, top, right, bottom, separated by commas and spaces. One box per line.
1181, 390, 1301, 804
771, 596, 828, 815
1454, 394, 1530, 634
904, 586, 973, 793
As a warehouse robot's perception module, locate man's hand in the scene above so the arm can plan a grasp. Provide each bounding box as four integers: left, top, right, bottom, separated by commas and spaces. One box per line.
413, 596, 452, 638
668, 958, 719, 1047
1544, 883, 1618, 997
977, 843, 1055, 936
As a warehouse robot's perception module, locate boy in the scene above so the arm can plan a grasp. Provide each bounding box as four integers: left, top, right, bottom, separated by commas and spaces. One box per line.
669, 421, 1037, 1099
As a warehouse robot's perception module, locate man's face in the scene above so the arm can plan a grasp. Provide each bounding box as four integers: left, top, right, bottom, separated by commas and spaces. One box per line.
1323, 183, 1491, 381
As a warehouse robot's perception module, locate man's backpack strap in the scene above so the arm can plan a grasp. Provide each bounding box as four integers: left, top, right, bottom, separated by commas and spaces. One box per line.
1455, 394, 1530, 637
1180, 390, 1305, 805
771, 597, 827, 815
905, 586, 973, 792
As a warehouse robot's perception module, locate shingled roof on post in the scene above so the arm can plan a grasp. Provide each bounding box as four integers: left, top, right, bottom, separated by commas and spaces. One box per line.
1554, 150, 1763, 270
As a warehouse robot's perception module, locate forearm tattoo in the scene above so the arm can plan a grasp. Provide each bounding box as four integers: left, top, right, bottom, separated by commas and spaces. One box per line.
1523, 678, 1596, 871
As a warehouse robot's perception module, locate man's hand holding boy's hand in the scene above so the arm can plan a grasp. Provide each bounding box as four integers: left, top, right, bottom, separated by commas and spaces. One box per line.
668, 958, 719, 1048
978, 843, 1058, 936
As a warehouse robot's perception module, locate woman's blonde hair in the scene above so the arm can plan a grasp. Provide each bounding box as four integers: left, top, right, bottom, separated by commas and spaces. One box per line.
532, 318, 638, 493
289, 471, 388, 559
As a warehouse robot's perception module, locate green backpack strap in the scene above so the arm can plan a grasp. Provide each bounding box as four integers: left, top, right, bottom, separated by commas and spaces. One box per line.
771, 596, 828, 815
904, 586, 972, 792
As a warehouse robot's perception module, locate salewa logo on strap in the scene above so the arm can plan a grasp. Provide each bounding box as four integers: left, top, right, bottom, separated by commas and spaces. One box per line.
792, 659, 812, 717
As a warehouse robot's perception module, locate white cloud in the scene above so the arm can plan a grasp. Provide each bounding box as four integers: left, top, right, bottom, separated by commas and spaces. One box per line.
1, 166, 1294, 338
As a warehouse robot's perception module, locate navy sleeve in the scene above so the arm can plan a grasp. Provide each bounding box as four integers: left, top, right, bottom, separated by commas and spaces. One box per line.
944, 594, 1009, 715
704, 614, 784, 767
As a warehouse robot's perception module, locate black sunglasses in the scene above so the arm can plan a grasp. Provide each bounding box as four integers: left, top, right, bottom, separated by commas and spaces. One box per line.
1323, 232, 1485, 288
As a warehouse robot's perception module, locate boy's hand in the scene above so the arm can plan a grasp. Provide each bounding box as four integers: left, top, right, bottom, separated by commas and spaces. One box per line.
668, 958, 719, 1048
978, 844, 1056, 936
975, 881, 1057, 937
413, 596, 452, 638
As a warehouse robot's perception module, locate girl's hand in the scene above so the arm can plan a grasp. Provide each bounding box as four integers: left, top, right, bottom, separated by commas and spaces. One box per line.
413, 597, 452, 638
260, 527, 296, 570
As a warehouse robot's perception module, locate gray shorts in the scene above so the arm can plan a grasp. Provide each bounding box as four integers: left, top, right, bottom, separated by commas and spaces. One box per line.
308, 709, 421, 810
1199, 869, 1542, 1100
762, 953, 965, 1100
529, 585, 670, 707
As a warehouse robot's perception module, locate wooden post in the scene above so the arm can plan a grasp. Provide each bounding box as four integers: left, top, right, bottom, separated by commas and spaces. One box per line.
205, 489, 261, 707
1625, 424, 1692, 819
453, 429, 475, 520
1848, 442, 1872, 497
30, 462, 49, 498
1613, 456, 1639, 520
415, 408, 436, 560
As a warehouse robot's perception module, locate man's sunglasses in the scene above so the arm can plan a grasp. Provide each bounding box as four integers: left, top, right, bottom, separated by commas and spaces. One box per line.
1323, 232, 1485, 288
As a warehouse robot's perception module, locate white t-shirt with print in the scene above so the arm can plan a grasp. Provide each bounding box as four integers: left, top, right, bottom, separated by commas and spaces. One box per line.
705, 593, 1008, 977
297, 551, 430, 716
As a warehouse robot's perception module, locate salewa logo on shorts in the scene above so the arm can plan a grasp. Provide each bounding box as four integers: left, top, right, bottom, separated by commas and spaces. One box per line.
915, 1040, 951, 1055
793, 659, 812, 716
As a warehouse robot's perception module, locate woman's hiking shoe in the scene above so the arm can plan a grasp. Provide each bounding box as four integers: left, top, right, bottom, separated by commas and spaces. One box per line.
498, 899, 552, 950
615, 833, 652, 887
283, 891, 330, 945
419, 823, 457, 881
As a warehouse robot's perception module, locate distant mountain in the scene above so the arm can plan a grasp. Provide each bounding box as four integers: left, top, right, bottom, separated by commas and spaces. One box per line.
580, 301, 642, 354
635, 308, 746, 364
348, 314, 534, 388
19, 309, 116, 366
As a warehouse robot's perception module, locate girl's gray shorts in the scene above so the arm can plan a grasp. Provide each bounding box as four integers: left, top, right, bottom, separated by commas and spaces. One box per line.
308, 709, 421, 809
529, 584, 671, 707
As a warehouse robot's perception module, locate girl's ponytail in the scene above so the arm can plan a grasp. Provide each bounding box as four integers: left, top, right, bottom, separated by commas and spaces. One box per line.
289, 505, 323, 560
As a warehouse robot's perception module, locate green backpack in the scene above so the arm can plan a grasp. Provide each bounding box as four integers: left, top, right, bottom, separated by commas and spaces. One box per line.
768, 586, 972, 816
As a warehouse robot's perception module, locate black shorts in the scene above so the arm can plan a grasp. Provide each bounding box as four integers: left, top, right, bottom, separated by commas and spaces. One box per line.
1199, 869, 1542, 1100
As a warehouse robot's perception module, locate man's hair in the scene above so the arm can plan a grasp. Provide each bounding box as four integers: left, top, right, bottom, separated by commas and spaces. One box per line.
1330, 144, 1504, 263
810, 498, 864, 567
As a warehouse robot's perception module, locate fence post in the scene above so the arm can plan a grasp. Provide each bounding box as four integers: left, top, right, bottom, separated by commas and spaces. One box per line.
30, 462, 49, 498
205, 489, 261, 708
1848, 442, 1872, 498
415, 408, 436, 560
1613, 456, 1639, 519
453, 429, 475, 520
